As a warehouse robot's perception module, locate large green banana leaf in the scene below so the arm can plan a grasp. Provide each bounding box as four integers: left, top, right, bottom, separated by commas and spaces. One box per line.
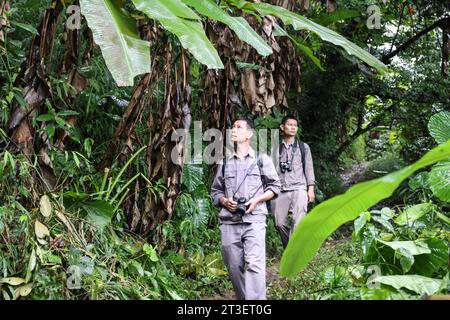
253, 3, 389, 75
429, 160, 450, 202
372, 275, 444, 296
79, 0, 151, 87
280, 140, 450, 277
428, 111, 450, 145
131, 0, 223, 69
182, 0, 272, 56
394, 202, 435, 225
428, 112, 450, 202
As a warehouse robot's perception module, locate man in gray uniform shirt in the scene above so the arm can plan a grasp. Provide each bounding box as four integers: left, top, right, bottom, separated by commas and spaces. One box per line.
271, 115, 316, 248
211, 118, 281, 300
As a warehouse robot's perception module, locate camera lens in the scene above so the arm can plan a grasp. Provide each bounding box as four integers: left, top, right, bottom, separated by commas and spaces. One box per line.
234, 197, 247, 216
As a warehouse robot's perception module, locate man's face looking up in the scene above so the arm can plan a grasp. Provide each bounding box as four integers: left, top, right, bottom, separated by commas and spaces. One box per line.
231, 120, 253, 143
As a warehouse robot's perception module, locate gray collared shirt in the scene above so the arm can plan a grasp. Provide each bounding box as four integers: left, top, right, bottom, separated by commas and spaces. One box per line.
211, 148, 281, 224
275, 140, 315, 191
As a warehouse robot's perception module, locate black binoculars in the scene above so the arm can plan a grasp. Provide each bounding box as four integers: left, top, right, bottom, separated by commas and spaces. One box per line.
230, 197, 248, 222
280, 160, 293, 173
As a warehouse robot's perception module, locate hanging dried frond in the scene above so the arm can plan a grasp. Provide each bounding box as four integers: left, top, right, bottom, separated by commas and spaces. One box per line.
200, 0, 302, 133
140, 47, 192, 234
6, 0, 63, 191
0, 0, 10, 42
100, 22, 162, 170
7, 0, 91, 192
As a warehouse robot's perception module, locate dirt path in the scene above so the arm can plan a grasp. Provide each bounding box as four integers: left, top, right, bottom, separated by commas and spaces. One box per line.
202, 238, 357, 300
340, 163, 368, 188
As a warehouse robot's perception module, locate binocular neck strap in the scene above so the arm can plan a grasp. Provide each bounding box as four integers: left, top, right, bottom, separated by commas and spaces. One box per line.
280, 139, 297, 163
247, 183, 263, 201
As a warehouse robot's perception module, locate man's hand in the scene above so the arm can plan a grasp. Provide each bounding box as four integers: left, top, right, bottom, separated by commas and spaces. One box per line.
220, 197, 237, 212
307, 186, 315, 204
245, 198, 260, 214
244, 190, 276, 214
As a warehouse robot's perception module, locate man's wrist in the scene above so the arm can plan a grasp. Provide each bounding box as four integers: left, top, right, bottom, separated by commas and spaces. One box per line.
255, 190, 274, 203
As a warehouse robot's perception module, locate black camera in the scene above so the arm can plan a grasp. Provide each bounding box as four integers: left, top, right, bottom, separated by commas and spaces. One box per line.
231, 197, 248, 222
280, 160, 292, 173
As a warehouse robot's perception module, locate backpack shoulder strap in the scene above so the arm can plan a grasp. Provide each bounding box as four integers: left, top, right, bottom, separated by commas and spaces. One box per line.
298, 139, 306, 177
256, 152, 263, 169
256, 152, 267, 188
222, 155, 226, 177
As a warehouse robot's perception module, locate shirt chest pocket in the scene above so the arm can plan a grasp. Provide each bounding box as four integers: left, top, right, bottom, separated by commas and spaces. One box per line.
224, 169, 236, 195
292, 151, 303, 172
246, 166, 263, 188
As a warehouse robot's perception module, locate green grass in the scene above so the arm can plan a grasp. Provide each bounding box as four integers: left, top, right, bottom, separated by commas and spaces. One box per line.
268, 238, 361, 300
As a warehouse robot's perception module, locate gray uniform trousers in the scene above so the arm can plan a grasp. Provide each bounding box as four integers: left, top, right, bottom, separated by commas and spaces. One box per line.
271, 188, 308, 248
219, 222, 266, 300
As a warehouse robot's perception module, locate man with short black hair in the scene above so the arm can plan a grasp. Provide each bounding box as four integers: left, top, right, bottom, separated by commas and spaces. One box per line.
271, 115, 316, 248
211, 118, 281, 300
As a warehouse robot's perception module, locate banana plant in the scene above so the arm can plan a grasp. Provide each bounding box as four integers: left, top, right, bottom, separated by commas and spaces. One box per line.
131, 0, 224, 69
79, 0, 151, 87
79, 0, 389, 87
251, 2, 388, 75
181, 0, 272, 56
